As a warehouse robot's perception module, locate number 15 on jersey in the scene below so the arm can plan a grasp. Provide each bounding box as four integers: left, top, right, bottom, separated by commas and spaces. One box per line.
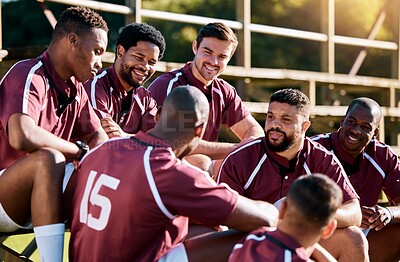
79, 170, 120, 231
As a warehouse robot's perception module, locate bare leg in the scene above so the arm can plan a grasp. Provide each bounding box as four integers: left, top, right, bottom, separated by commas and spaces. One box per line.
319, 226, 369, 262
0, 148, 65, 228
368, 223, 400, 262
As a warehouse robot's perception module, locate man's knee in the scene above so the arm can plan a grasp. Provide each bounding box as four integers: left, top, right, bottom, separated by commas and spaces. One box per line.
32, 148, 65, 166
30, 148, 65, 183
321, 226, 369, 261
341, 226, 369, 250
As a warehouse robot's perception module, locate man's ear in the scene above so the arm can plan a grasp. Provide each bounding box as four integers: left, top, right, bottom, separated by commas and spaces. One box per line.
373, 127, 379, 138
68, 33, 78, 47
192, 40, 198, 55
340, 116, 345, 127
194, 123, 205, 138
116, 45, 125, 59
278, 200, 287, 220
321, 219, 337, 240
301, 120, 311, 133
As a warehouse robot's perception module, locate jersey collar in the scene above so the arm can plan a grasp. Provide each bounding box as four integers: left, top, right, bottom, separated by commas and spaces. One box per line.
133, 131, 171, 148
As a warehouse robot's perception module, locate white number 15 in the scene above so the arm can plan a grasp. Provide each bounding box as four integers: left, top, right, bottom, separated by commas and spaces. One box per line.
79, 171, 120, 231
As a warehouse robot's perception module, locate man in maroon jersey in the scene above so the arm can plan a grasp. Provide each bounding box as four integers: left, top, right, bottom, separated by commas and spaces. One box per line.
65, 86, 279, 262
311, 97, 400, 261
85, 23, 166, 138
217, 89, 369, 261
0, 6, 108, 261
229, 174, 341, 262
148, 22, 264, 160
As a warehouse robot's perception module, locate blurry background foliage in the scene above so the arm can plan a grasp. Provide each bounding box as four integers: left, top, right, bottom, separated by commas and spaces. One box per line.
1, 0, 395, 77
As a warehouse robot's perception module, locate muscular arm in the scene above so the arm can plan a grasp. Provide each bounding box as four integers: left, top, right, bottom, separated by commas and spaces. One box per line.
80, 125, 108, 149
190, 140, 236, 160
335, 199, 362, 228
8, 113, 106, 159
223, 195, 279, 231
229, 115, 264, 140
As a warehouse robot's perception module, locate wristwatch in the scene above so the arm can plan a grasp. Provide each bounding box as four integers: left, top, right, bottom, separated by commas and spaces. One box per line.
75, 141, 89, 160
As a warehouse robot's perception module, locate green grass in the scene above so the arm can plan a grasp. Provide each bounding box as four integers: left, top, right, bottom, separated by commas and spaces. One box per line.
2, 232, 70, 261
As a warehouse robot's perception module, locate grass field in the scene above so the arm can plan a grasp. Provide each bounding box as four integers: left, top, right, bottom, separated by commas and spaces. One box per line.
2, 232, 70, 261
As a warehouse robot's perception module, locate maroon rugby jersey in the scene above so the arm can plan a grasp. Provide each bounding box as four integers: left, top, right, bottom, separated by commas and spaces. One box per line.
217, 137, 357, 204
84, 65, 157, 133
148, 62, 249, 141
229, 227, 310, 262
69, 131, 238, 261
0, 52, 101, 169
312, 131, 400, 206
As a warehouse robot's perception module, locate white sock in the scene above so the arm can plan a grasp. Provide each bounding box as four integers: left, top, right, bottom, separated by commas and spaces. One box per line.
33, 223, 65, 262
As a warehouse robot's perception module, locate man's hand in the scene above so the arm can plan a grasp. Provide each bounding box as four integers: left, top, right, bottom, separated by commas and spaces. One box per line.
101, 117, 127, 138
361, 205, 393, 231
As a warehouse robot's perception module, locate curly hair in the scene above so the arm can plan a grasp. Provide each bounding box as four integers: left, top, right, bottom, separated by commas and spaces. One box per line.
116, 23, 166, 60
52, 6, 108, 41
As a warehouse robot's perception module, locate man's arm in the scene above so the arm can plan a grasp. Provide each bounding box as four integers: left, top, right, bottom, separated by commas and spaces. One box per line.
223, 195, 279, 231
190, 140, 237, 160
335, 199, 362, 228
8, 113, 82, 159
190, 115, 264, 160
80, 125, 108, 149
229, 115, 265, 140
8, 113, 107, 159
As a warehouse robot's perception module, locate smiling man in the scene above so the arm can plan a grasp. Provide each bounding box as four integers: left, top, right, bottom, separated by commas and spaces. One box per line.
148, 22, 264, 160
85, 23, 166, 138
217, 89, 369, 261
312, 97, 400, 261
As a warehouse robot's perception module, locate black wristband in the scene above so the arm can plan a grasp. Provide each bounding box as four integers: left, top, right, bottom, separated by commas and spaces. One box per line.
75, 141, 89, 160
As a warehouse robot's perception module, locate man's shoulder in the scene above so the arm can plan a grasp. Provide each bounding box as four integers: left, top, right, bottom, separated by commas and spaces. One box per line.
134, 86, 154, 98
6, 58, 43, 78
149, 68, 181, 87
310, 132, 331, 142
305, 137, 335, 157
84, 69, 109, 88
226, 137, 265, 160
366, 139, 399, 159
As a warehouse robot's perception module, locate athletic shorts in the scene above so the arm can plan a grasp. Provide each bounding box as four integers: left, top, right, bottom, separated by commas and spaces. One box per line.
158, 244, 188, 262
62, 163, 75, 193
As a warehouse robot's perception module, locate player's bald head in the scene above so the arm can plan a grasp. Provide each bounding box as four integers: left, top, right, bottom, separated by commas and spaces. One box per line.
161, 86, 209, 132
346, 97, 382, 126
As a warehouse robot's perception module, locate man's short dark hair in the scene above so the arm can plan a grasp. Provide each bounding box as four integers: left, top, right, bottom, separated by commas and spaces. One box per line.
270, 88, 311, 119
116, 23, 166, 60
195, 22, 238, 53
346, 97, 382, 124
287, 174, 342, 228
53, 6, 108, 41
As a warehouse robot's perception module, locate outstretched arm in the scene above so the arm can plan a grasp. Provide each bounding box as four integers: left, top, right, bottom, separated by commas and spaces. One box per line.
223, 195, 279, 231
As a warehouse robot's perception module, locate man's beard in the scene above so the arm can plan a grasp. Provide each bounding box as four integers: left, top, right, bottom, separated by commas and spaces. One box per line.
265, 128, 296, 152
119, 63, 143, 89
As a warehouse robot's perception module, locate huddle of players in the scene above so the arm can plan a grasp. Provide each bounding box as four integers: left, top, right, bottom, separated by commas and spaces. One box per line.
1, 6, 400, 262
